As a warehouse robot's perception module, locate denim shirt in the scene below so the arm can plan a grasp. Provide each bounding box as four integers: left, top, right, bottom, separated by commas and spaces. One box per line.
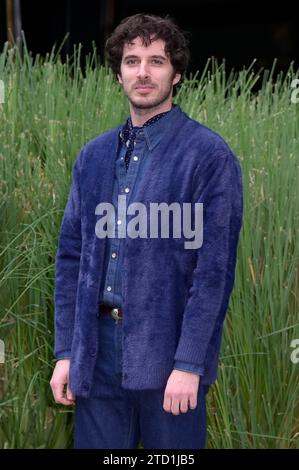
98, 105, 203, 376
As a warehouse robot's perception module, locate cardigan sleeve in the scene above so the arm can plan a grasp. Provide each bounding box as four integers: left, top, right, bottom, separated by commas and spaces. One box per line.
53, 151, 83, 360
173, 149, 243, 375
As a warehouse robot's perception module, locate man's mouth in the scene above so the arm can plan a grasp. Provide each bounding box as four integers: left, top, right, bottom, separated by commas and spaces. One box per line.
135, 85, 155, 92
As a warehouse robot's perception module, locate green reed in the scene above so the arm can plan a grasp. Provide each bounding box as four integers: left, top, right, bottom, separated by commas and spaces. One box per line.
0, 40, 298, 448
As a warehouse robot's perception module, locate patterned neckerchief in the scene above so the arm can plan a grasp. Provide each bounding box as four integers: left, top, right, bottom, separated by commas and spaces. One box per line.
120, 110, 171, 171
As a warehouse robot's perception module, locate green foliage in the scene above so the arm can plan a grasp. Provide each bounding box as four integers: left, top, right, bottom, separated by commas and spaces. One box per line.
0, 41, 298, 448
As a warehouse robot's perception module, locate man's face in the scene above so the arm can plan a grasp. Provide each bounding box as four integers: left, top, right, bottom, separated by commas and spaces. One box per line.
117, 36, 181, 110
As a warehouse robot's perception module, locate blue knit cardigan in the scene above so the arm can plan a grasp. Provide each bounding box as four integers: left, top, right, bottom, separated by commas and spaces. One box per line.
54, 105, 243, 398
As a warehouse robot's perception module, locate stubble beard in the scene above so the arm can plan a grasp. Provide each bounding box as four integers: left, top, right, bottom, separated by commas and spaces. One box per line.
127, 83, 173, 113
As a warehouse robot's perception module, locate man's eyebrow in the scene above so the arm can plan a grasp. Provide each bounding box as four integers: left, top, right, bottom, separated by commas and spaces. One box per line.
150, 55, 167, 61
123, 54, 167, 61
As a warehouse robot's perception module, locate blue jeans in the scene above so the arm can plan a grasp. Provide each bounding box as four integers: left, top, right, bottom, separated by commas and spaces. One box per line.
74, 313, 209, 449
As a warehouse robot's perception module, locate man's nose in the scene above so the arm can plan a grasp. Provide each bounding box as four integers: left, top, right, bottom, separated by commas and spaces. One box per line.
136, 61, 150, 79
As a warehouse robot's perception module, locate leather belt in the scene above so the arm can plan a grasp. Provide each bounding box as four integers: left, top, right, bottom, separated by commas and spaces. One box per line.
99, 303, 123, 320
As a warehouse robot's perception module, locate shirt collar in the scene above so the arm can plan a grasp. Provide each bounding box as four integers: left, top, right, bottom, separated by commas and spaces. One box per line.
119, 104, 181, 151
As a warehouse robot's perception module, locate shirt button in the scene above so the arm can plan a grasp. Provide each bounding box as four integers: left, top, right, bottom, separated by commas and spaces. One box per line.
124, 187, 130, 193
117, 220, 122, 225
111, 252, 117, 258
107, 286, 112, 292
133, 156, 138, 161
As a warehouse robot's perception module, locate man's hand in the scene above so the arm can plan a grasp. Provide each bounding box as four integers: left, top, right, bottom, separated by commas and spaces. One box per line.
163, 369, 200, 415
50, 359, 76, 406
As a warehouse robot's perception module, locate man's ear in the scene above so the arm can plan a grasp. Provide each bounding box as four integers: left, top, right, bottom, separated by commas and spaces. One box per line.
173, 73, 181, 86
117, 73, 123, 85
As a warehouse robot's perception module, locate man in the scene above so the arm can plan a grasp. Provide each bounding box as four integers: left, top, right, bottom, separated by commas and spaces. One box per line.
50, 13, 243, 449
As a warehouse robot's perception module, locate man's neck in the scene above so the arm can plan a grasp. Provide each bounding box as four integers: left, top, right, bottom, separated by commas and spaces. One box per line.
129, 102, 173, 127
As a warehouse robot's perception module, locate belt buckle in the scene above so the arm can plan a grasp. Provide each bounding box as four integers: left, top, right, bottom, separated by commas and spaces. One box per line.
111, 307, 121, 321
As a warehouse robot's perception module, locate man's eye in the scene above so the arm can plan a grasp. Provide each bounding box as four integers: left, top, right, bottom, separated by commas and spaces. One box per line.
125, 59, 163, 65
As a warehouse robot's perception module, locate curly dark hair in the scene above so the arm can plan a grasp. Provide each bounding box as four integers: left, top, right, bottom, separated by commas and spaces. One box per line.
105, 13, 191, 92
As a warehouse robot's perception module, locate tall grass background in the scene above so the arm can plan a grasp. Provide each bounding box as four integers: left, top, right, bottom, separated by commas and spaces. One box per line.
0, 39, 298, 448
